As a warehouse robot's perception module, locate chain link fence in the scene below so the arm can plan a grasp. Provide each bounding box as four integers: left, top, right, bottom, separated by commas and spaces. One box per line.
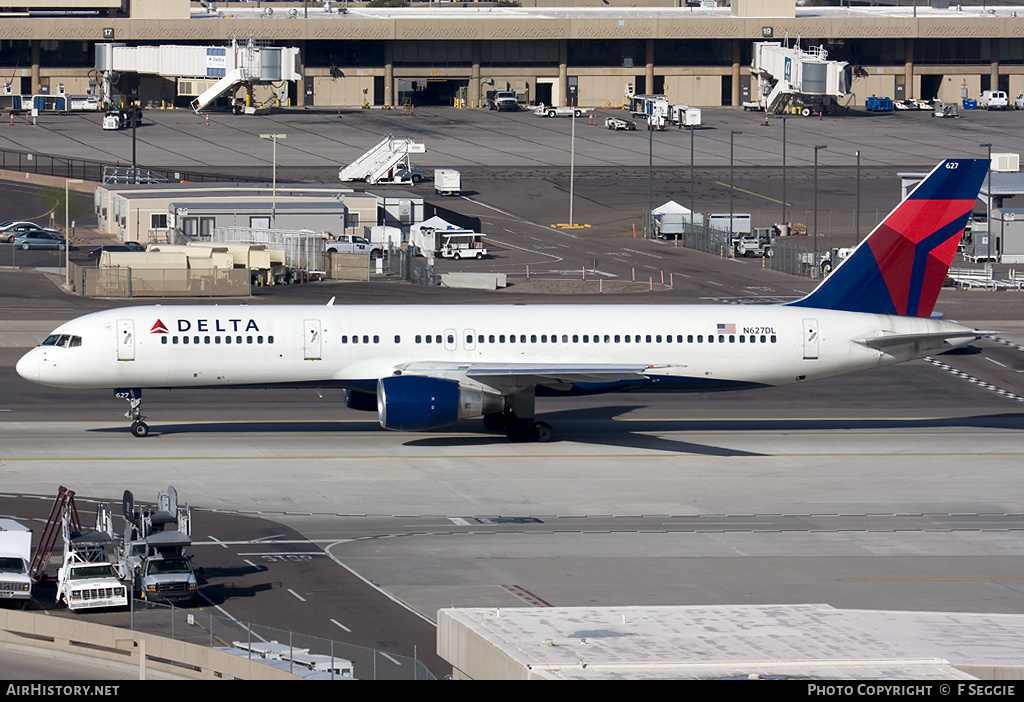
117, 601, 437, 680
387, 244, 439, 286
0, 147, 263, 184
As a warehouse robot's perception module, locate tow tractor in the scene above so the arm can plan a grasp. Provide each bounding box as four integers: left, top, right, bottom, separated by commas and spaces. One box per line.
534, 103, 591, 118
733, 227, 777, 258
605, 116, 637, 130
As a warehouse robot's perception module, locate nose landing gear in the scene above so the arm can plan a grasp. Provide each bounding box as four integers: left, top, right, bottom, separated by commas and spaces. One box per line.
116, 388, 149, 438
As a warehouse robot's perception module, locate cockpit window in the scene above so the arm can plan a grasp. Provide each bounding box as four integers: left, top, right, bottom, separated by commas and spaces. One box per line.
40, 334, 81, 348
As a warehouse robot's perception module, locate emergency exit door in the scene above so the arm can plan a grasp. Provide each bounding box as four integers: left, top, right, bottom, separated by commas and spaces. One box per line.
117, 319, 135, 361
304, 319, 322, 360
802, 318, 819, 360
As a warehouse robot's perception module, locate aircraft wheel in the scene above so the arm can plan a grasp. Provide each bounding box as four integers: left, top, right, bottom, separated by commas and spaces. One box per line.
131, 421, 149, 438
534, 421, 554, 443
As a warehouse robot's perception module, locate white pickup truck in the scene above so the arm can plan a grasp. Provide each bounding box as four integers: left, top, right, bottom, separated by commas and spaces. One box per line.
534, 103, 591, 118
0, 520, 33, 608
325, 234, 384, 260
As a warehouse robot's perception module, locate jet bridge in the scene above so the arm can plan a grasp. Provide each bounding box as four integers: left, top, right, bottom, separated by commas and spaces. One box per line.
95, 39, 301, 113
749, 42, 850, 115
339, 135, 426, 184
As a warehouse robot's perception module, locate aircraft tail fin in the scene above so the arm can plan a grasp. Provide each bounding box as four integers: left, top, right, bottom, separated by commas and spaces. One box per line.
789, 158, 989, 317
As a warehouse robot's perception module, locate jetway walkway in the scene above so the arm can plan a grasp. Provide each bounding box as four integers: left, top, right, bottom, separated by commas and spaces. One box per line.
95, 40, 301, 113
748, 42, 850, 115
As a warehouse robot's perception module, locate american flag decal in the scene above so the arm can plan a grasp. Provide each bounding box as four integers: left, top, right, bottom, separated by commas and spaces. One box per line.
717, 323, 736, 334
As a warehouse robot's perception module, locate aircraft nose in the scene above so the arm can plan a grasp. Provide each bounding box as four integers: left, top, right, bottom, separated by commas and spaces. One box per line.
15, 350, 39, 383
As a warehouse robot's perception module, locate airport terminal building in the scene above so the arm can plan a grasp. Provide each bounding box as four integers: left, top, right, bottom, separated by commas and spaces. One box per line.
2, 0, 1023, 111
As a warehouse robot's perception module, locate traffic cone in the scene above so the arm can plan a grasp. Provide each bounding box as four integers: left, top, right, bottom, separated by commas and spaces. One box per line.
205, 113, 209, 126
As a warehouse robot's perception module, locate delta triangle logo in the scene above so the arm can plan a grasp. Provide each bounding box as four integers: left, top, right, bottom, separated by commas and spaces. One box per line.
150, 319, 169, 334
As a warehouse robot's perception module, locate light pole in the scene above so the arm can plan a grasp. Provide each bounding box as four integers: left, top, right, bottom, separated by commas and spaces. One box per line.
855, 149, 861, 244
65, 177, 83, 289
980, 142, 992, 246
689, 124, 695, 226
814, 145, 827, 271
260, 133, 286, 227
730, 130, 742, 254
780, 114, 788, 229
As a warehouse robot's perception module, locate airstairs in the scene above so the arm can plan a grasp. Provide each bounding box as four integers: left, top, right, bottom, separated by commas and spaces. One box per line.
339, 135, 426, 184
190, 67, 250, 113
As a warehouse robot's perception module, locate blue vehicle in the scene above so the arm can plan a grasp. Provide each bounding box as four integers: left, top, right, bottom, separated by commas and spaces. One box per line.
865, 96, 894, 112
11, 230, 76, 250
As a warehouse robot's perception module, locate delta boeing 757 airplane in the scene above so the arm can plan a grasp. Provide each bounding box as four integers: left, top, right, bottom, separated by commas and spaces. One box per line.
17, 159, 990, 442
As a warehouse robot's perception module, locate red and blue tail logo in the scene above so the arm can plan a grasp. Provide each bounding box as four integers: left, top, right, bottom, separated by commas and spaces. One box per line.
791, 159, 989, 317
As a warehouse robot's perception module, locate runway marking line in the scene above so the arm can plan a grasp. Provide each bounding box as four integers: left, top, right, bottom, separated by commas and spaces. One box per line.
713, 181, 785, 205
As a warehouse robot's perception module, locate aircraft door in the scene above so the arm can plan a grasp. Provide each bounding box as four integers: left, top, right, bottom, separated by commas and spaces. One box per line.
304, 319, 322, 360
117, 319, 135, 361
802, 318, 819, 360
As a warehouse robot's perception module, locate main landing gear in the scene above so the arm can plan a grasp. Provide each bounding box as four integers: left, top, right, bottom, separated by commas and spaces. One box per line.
482, 412, 554, 443
116, 388, 149, 438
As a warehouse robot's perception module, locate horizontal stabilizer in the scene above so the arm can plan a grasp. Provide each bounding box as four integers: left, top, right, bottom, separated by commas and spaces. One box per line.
854, 329, 990, 349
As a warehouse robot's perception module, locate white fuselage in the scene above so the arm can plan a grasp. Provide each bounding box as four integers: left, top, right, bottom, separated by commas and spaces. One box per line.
16, 303, 974, 394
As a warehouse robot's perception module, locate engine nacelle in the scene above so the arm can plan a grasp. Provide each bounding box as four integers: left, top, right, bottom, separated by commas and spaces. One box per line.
377, 375, 503, 431
342, 388, 378, 412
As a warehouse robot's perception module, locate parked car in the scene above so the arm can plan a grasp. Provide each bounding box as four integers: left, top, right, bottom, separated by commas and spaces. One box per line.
86, 242, 146, 258
1014, 93, 1024, 110
0, 221, 47, 243
11, 230, 76, 250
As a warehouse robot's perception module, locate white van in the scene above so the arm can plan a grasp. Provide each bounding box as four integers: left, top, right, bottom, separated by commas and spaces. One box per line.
980, 90, 1009, 110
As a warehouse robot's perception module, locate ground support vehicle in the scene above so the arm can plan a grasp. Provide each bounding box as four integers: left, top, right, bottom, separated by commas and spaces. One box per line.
122, 487, 198, 606
438, 232, 487, 260
733, 227, 777, 258
0, 520, 33, 608
605, 116, 636, 131
534, 104, 590, 118
865, 96, 894, 112
490, 91, 519, 111
102, 106, 143, 131
434, 169, 462, 196
819, 246, 855, 276
56, 503, 128, 612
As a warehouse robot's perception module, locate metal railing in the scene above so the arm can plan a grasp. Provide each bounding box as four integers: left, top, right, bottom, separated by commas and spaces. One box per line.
0, 147, 263, 184
122, 601, 439, 680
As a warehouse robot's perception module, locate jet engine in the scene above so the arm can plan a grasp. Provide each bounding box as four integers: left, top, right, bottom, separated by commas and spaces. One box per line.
377, 375, 504, 431
342, 388, 378, 412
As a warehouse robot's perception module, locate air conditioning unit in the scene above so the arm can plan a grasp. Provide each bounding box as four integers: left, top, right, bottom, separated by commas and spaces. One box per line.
992, 153, 1020, 173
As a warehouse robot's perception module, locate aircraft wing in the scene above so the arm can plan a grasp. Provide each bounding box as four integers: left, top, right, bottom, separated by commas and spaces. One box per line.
854, 329, 991, 350
398, 362, 655, 393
